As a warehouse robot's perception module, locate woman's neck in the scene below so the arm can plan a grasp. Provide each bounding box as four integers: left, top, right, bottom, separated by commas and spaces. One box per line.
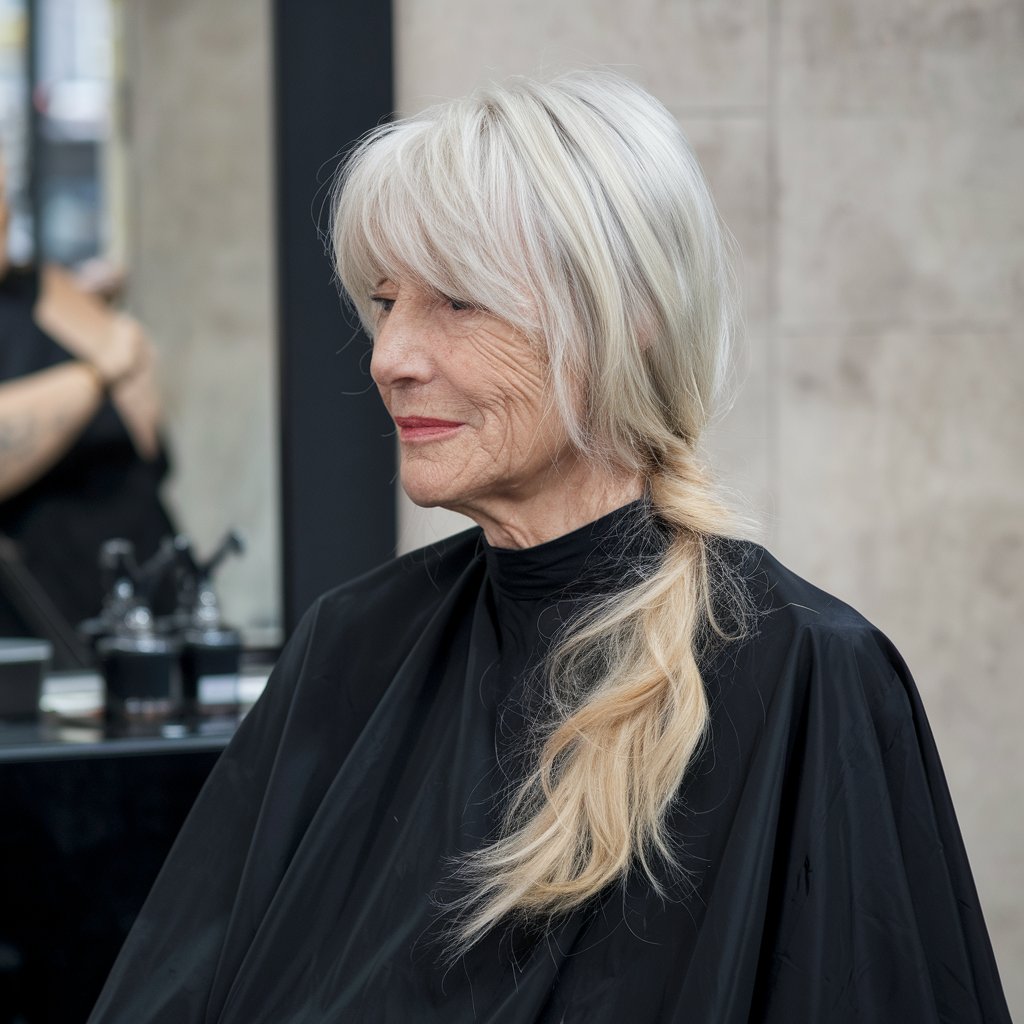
458, 461, 646, 550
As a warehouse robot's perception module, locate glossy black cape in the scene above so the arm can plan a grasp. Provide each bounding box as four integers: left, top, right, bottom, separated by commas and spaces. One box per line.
89, 504, 1010, 1022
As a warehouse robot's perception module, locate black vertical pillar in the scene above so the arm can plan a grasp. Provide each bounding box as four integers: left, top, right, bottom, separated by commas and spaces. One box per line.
272, 3, 396, 634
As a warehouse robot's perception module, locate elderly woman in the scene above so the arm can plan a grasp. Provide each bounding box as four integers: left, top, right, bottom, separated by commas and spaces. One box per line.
89, 72, 1009, 1023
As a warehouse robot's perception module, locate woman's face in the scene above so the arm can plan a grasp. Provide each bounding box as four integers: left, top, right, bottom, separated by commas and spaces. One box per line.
369, 278, 576, 524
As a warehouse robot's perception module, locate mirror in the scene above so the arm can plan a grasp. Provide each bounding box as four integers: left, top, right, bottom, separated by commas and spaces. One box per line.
0, 0, 280, 647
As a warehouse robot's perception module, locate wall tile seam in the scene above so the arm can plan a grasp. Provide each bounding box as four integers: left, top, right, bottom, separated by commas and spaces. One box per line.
777, 322, 1016, 337
667, 106, 771, 119
766, 0, 782, 544
773, 111, 1024, 124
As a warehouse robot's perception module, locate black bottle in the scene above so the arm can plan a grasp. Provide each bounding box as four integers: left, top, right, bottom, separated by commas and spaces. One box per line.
94, 540, 181, 727
168, 532, 244, 717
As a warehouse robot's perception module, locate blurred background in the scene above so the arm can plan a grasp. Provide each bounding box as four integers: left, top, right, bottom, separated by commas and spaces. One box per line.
0, 0, 1020, 1018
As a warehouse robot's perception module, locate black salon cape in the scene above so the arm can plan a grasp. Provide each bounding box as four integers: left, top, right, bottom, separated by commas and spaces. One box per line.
89, 504, 1010, 1023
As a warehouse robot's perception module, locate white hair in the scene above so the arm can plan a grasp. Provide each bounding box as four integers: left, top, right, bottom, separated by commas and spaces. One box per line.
332, 69, 740, 471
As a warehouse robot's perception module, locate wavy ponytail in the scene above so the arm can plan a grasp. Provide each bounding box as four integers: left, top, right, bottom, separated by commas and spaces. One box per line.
449, 439, 750, 952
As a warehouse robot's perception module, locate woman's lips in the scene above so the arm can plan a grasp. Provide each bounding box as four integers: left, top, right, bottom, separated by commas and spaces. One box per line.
393, 416, 465, 441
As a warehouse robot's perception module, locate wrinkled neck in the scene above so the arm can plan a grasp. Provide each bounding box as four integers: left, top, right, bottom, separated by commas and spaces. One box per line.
460, 460, 645, 550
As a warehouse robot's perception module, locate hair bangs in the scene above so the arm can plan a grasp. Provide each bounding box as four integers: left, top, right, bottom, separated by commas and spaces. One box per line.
332, 110, 544, 339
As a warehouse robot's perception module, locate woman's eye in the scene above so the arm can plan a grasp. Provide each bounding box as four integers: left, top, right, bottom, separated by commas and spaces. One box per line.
446, 296, 471, 312
370, 295, 395, 314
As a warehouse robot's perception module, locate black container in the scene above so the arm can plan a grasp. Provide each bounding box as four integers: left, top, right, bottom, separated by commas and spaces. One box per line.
97, 634, 181, 725
179, 628, 242, 716
0, 639, 52, 721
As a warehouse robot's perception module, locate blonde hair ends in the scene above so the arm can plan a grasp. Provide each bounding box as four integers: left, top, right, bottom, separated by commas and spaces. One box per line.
331, 69, 751, 952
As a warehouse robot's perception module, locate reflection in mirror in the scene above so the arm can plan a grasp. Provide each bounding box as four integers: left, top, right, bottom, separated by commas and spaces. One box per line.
0, 0, 280, 679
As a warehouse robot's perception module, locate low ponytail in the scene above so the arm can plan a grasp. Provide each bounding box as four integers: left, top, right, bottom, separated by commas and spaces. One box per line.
450, 438, 748, 953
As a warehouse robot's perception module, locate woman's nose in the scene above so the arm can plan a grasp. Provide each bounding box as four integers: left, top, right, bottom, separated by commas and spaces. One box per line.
369, 307, 433, 389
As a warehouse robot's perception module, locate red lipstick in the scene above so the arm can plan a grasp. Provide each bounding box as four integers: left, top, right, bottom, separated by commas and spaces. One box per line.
393, 416, 465, 441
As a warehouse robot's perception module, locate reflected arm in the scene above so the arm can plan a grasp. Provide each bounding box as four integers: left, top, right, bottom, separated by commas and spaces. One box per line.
0, 362, 105, 501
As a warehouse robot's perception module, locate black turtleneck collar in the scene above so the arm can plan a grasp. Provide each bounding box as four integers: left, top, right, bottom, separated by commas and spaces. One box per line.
479, 498, 668, 601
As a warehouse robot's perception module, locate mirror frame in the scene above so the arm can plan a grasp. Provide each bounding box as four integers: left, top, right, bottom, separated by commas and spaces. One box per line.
272, 0, 397, 636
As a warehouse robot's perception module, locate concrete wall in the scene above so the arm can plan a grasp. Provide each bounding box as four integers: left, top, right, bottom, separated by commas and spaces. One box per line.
120, 0, 279, 636
394, 0, 1024, 1012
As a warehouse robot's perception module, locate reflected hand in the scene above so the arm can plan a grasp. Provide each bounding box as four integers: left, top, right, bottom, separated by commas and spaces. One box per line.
90, 314, 149, 389
108, 321, 161, 462
97, 317, 163, 461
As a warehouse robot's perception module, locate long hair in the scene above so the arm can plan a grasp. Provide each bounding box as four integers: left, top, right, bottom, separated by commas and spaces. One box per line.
331, 69, 750, 952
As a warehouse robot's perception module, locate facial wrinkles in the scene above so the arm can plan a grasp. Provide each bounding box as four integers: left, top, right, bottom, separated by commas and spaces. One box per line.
427, 341, 548, 502
371, 279, 570, 514
461, 322, 550, 474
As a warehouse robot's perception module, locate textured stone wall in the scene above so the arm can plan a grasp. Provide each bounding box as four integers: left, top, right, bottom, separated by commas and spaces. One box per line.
394, 1, 1024, 1011
120, 0, 279, 636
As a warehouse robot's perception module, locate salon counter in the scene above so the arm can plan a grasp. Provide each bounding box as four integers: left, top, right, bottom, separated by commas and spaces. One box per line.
0, 668, 269, 762
0, 667, 271, 1022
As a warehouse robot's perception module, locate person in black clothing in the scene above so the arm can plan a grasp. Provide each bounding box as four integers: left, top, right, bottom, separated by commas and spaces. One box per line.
89, 71, 1011, 1022
0, 151, 175, 645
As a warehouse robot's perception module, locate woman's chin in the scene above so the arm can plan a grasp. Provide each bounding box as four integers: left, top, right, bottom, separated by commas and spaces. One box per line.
398, 457, 479, 511
399, 475, 456, 511
403, 491, 445, 510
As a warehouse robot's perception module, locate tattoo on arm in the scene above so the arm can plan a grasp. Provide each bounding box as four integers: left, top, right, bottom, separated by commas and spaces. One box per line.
0, 415, 38, 460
